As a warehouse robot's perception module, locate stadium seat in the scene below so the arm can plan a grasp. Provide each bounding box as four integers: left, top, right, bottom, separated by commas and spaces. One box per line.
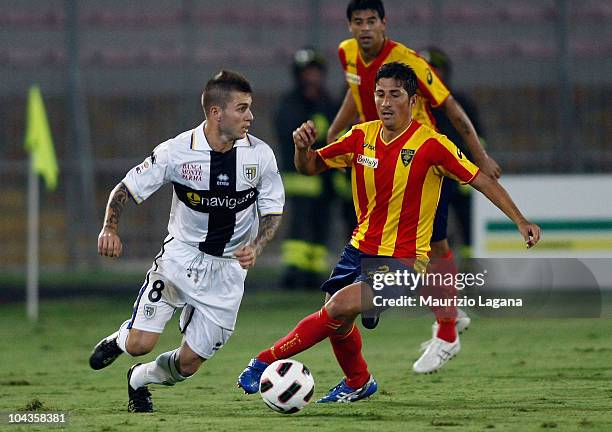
500, 4, 552, 22
84, 9, 182, 27
574, 2, 612, 20
0, 10, 64, 27
442, 4, 501, 23
512, 41, 555, 60
321, 4, 345, 24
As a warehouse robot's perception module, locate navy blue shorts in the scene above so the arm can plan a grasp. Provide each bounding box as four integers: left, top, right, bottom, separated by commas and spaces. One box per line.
320, 244, 417, 295
431, 177, 456, 243
320, 244, 373, 296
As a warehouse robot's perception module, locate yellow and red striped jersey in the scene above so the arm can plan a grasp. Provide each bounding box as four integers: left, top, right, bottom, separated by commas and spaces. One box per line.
338, 38, 450, 129
317, 121, 479, 258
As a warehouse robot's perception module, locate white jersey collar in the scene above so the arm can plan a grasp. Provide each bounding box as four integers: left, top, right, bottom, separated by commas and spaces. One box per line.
191, 121, 251, 151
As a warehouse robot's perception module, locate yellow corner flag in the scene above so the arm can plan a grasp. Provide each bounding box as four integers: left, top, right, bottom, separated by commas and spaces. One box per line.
24, 85, 58, 191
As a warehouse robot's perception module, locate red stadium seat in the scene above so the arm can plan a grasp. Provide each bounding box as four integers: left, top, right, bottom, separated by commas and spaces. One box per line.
0, 9, 64, 27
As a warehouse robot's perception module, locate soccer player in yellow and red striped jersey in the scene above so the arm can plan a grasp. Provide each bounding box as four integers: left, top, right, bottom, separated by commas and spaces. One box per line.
237, 63, 540, 401
320, 111, 477, 258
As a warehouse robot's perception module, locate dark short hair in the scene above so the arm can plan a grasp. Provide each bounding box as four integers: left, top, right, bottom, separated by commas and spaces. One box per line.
346, 0, 385, 21
202, 70, 252, 114
375, 62, 417, 97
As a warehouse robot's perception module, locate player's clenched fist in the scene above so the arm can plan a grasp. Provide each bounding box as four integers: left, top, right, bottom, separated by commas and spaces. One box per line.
98, 227, 123, 258
292, 120, 317, 150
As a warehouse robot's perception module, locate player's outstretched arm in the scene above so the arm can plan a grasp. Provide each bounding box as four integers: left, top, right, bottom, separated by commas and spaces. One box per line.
294, 120, 328, 176
471, 174, 541, 249
327, 88, 358, 144
442, 96, 501, 179
98, 182, 130, 258
234, 214, 283, 269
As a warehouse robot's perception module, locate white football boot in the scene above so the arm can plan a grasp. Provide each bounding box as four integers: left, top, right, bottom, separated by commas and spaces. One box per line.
419, 308, 471, 351
413, 336, 461, 374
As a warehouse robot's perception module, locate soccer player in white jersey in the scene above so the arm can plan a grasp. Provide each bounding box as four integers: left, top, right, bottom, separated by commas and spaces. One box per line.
89, 70, 285, 413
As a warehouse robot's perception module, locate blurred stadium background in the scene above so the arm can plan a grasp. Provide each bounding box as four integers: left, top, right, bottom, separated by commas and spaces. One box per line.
1, 0, 611, 296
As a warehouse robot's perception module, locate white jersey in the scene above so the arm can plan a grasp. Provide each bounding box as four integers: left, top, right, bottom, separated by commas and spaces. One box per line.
122, 122, 285, 257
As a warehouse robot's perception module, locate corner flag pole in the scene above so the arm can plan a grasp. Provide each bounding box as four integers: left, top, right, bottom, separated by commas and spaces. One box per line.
24, 85, 58, 322
26, 153, 40, 321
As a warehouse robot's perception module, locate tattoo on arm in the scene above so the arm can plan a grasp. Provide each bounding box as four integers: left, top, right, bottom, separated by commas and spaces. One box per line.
446, 98, 483, 156
253, 214, 282, 256
104, 183, 130, 231
456, 116, 474, 138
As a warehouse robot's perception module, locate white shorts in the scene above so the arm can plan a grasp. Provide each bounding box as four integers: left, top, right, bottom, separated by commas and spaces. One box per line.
128, 236, 247, 358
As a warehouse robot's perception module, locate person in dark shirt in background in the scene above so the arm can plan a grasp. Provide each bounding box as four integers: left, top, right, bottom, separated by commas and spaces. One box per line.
274, 48, 341, 289
420, 46, 487, 259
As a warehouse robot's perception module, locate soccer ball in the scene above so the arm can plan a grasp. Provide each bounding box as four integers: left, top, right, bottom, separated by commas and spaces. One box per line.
259, 359, 315, 414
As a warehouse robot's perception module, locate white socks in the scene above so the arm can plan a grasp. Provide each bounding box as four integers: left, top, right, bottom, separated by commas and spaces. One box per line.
129, 349, 187, 389
115, 319, 132, 355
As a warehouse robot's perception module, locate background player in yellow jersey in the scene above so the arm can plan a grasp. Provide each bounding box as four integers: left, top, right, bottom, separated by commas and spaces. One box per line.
237, 62, 541, 402
327, 0, 500, 353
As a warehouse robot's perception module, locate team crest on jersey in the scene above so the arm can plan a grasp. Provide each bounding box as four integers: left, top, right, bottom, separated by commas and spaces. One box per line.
243, 164, 258, 181
357, 154, 379, 169
401, 149, 416, 167
143, 304, 156, 319
345, 72, 361, 85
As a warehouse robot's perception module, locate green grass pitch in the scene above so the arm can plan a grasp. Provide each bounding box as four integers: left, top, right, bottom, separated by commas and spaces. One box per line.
1, 291, 611, 431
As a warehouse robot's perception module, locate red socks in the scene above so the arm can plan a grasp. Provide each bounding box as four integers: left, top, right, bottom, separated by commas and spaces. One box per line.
436, 318, 457, 343
257, 308, 342, 364
426, 250, 458, 343
329, 325, 370, 389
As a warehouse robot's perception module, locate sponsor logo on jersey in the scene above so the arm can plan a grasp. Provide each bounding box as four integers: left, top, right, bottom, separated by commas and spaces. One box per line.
187, 192, 201, 206
181, 163, 203, 182
217, 173, 230, 186
173, 183, 259, 213
345, 72, 361, 85
243, 164, 258, 181
357, 154, 379, 169
401, 149, 416, 167
362, 142, 376, 151
426, 69, 433, 85
201, 191, 255, 209
143, 304, 156, 319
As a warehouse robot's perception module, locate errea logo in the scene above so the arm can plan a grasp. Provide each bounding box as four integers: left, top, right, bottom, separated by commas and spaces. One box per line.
217, 174, 230, 186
